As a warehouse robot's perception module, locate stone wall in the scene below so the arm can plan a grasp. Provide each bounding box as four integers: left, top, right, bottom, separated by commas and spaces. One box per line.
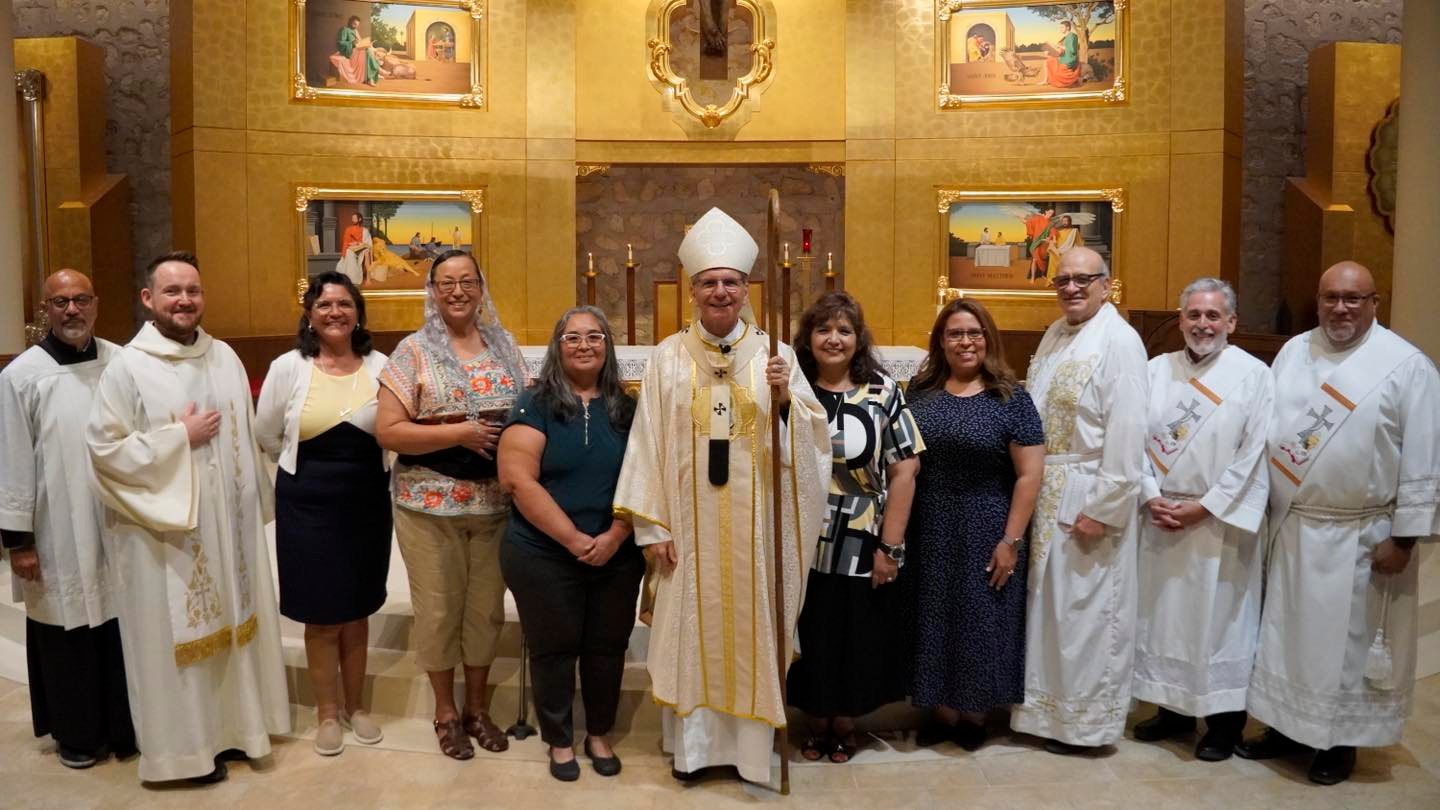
576, 166, 844, 344
13, 0, 171, 303
1241, 0, 1403, 330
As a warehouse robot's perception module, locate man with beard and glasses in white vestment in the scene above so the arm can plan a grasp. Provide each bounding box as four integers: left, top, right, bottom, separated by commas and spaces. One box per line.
1, 270, 137, 770
612, 207, 830, 785
86, 252, 290, 784
1130, 277, 1273, 762
1238, 261, 1439, 786
1009, 246, 1148, 754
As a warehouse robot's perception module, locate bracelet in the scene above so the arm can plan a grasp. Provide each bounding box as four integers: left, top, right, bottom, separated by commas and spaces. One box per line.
1002, 536, 1024, 548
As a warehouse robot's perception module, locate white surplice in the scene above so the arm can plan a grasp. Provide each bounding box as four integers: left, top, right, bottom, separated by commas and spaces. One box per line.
86, 322, 290, 782
1248, 325, 1440, 749
614, 321, 829, 783
1010, 302, 1148, 746
1133, 346, 1272, 716
0, 340, 120, 629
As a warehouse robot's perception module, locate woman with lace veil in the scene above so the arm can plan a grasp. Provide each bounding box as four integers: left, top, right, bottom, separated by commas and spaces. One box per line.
375, 250, 528, 760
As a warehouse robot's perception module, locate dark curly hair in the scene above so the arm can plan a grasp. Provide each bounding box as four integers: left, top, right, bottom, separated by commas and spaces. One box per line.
793, 291, 888, 387
296, 271, 375, 358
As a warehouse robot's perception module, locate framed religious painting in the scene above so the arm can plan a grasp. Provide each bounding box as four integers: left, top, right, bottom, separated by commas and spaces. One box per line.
293, 186, 485, 302
937, 187, 1125, 302
936, 0, 1129, 109
290, 0, 487, 108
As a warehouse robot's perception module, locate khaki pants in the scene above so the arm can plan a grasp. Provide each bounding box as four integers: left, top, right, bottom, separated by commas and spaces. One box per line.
393, 506, 508, 672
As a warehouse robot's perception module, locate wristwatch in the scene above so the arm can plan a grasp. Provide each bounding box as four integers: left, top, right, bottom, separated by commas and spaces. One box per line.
879, 541, 905, 564
1002, 536, 1025, 548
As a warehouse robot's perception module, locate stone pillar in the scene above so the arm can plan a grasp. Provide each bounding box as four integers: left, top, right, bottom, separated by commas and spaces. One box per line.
1391, 0, 1440, 682
0, 15, 26, 359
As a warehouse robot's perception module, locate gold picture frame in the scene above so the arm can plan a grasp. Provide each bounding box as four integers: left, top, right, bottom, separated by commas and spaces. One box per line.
936, 0, 1129, 110
937, 186, 1126, 303
290, 0, 487, 108
294, 185, 486, 303
645, 0, 776, 136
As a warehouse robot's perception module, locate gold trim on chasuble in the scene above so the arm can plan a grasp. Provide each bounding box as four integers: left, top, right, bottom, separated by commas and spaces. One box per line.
1032, 357, 1097, 577
175, 614, 259, 668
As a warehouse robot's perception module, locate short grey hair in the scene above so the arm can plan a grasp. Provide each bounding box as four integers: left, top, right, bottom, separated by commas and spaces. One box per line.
1178, 277, 1236, 315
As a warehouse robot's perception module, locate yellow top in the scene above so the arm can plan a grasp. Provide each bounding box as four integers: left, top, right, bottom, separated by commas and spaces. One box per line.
299, 365, 373, 441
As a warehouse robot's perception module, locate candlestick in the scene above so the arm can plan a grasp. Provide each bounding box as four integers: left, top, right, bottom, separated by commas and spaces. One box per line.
627, 243, 634, 262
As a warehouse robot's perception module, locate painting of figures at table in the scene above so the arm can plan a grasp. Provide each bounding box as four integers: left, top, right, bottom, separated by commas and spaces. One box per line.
304, 199, 473, 293
945, 2, 1118, 97
946, 199, 1113, 290
303, 0, 473, 96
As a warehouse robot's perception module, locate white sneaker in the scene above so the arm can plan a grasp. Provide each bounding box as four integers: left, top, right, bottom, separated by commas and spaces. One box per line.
314, 718, 345, 756
341, 710, 384, 745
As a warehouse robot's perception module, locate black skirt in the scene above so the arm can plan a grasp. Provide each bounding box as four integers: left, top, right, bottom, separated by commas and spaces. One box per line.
275, 421, 392, 625
785, 568, 908, 718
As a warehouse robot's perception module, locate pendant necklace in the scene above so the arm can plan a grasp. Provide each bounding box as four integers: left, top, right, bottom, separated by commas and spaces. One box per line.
322, 356, 362, 419
582, 397, 591, 446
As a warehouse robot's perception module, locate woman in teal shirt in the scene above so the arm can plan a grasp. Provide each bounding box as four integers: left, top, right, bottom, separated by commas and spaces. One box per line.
497, 306, 641, 782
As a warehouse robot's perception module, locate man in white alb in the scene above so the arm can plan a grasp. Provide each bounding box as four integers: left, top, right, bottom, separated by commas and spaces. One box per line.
1131, 278, 1273, 761
1010, 246, 1148, 753
613, 207, 830, 784
1, 271, 135, 769
87, 252, 290, 783
1239, 261, 1439, 785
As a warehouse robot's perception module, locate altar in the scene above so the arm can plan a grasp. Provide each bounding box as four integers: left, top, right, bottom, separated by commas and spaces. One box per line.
974, 244, 1014, 268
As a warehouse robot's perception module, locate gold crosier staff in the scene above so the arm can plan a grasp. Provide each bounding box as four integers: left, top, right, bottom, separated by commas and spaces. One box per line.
765, 189, 791, 794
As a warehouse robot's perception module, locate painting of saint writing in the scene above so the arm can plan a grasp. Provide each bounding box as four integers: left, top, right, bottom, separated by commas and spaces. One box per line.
946, 199, 1114, 291
305, 199, 474, 295
304, 1, 473, 96
946, 2, 1119, 97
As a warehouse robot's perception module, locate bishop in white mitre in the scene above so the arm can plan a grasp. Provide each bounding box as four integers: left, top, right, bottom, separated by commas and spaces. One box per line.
1239, 262, 1440, 786
1009, 247, 1148, 752
86, 253, 290, 783
613, 208, 830, 784
1130, 278, 1273, 761
0, 271, 136, 768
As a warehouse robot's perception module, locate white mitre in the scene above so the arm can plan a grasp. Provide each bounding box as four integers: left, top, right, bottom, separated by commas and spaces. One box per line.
679, 207, 758, 277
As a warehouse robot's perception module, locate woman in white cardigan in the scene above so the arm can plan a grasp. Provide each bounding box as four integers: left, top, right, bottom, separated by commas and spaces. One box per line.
255, 271, 391, 757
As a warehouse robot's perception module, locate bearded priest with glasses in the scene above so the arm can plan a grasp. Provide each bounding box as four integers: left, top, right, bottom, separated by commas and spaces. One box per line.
612, 207, 830, 785
1009, 247, 1149, 754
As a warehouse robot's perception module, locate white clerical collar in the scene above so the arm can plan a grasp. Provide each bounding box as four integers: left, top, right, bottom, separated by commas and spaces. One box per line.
698, 320, 744, 344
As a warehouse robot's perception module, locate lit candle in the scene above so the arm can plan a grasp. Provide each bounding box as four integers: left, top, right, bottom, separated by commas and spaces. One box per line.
827, 252, 833, 271
627, 243, 634, 262
784, 242, 790, 262
587, 252, 594, 271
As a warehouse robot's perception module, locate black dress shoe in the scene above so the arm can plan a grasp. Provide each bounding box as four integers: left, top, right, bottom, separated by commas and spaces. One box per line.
1234, 728, 1302, 760
216, 748, 249, 762
1194, 728, 1237, 762
1043, 738, 1096, 756
187, 760, 228, 785
671, 766, 706, 782
583, 737, 622, 777
1308, 746, 1356, 786
548, 749, 581, 782
57, 746, 98, 769
954, 720, 988, 752
1133, 707, 1196, 742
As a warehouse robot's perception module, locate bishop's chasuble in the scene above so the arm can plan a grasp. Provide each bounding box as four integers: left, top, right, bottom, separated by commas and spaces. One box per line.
1249, 324, 1440, 749
614, 322, 829, 783
86, 322, 290, 781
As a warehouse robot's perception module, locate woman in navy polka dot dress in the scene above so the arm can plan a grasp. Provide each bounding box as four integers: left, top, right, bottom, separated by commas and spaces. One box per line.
905, 299, 1044, 750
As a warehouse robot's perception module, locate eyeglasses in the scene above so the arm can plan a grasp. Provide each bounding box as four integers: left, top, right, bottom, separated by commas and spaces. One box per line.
434, 278, 481, 293
560, 332, 607, 348
1317, 293, 1376, 308
46, 295, 96, 310
694, 278, 746, 294
1049, 273, 1105, 290
944, 329, 986, 344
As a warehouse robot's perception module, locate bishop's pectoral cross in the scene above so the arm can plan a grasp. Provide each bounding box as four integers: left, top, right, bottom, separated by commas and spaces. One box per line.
697, 0, 734, 79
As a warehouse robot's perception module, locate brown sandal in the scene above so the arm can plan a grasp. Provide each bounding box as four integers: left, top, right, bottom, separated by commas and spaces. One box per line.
462, 711, 510, 753
434, 718, 474, 760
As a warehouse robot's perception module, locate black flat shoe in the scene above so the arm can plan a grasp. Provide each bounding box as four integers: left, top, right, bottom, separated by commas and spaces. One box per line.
915, 721, 956, 748
954, 720, 987, 752
58, 746, 98, 769
548, 748, 580, 782
187, 760, 228, 785
1308, 746, 1356, 786
672, 766, 706, 782
216, 748, 249, 762
583, 737, 622, 777
1043, 738, 1096, 756
1234, 728, 1302, 760
1133, 707, 1196, 742
1194, 728, 1239, 762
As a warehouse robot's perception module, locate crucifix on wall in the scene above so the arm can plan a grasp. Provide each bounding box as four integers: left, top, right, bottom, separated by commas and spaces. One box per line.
697, 0, 733, 79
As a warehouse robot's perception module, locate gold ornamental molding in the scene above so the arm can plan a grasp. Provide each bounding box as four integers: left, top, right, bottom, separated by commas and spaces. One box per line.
290, 0, 487, 109
646, 0, 777, 137
805, 164, 845, 178
936, 0, 1130, 110
576, 163, 611, 178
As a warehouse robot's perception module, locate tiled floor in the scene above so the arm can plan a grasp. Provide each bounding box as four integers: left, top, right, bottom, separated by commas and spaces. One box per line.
3, 675, 1440, 808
